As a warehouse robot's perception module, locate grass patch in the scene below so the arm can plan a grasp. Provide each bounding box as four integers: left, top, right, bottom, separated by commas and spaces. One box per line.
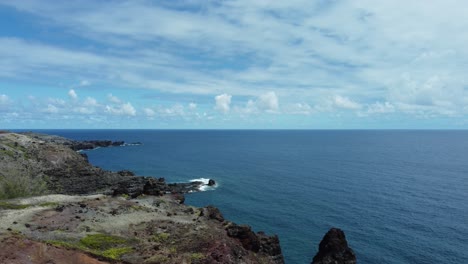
80, 234, 130, 250
190, 252, 205, 261
39, 202, 59, 207
0, 169, 49, 200
0, 201, 30, 210
46, 240, 80, 250
131, 205, 149, 211
102, 247, 133, 260
47, 233, 134, 261
169, 246, 177, 254
0, 149, 15, 158
152, 232, 170, 243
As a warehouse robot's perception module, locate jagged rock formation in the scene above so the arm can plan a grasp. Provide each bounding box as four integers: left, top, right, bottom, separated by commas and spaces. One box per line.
312, 228, 357, 264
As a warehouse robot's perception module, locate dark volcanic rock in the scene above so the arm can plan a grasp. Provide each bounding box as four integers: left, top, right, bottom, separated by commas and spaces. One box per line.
112, 177, 207, 198
200, 205, 225, 222
208, 179, 216, 186
312, 228, 356, 264
258, 232, 283, 257
117, 170, 135, 177
79, 153, 89, 162
70, 140, 125, 151
171, 193, 185, 204
225, 224, 283, 261
143, 178, 167, 196
113, 177, 147, 198
111, 141, 124, 146
226, 224, 261, 252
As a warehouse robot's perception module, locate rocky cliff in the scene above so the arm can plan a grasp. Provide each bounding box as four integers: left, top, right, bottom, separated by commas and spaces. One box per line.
0, 132, 210, 196
0, 131, 356, 264
0, 132, 285, 263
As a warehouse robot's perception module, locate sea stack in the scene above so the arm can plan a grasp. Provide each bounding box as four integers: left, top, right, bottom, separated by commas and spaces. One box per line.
312, 228, 357, 264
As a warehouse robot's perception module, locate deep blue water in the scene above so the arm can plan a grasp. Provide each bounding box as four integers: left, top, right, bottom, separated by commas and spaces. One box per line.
17, 130, 468, 263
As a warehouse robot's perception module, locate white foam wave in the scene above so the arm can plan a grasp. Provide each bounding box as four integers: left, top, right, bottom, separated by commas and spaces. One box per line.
122, 143, 142, 147
190, 178, 217, 192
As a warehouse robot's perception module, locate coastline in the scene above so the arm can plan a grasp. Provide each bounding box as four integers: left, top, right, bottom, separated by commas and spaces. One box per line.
0, 131, 355, 264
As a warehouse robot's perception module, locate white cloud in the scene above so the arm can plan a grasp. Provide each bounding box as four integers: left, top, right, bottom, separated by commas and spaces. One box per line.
74, 107, 94, 114
188, 102, 197, 110
366, 101, 395, 114
107, 93, 121, 104
83, 97, 98, 107
68, 89, 78, 100
0, 94, 9, 104
43, 104, 59, 113
0, 94, 11, 111
257, 91, 279, 112
2, 1, 468, 125
48, 98, 66, 106
215, 93, 232, 113
159, 104, 185, 116
144, 108, 155, 117
333, 95, 362, 110
105, 102, 136, 116
234, 92, 281, 114
72, 96, 99, 114
288, 103, 313, 115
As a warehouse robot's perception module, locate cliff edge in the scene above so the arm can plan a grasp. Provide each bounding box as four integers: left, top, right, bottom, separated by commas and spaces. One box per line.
0, 132, 284, 263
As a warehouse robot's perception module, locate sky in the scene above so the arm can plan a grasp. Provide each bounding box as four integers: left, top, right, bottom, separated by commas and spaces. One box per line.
0, 0, 467, 129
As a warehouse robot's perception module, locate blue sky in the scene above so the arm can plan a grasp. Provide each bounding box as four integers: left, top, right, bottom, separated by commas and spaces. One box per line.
0, 0, 467, 129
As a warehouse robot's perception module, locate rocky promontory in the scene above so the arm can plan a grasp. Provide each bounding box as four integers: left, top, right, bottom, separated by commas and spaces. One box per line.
0, 131, 284, 263
0, 132, 211, 196
0, 131, 356, 264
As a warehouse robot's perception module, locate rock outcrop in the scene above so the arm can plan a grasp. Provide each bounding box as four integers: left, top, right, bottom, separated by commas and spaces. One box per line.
0, 132, 213, 196
0, 131, 285, 263
0, 194, 284, 264
312, 228, 357, 264
0, 131, 358, 264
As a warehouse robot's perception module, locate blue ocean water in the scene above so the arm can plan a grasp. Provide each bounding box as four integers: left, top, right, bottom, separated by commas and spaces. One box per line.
21, 130, 468, 263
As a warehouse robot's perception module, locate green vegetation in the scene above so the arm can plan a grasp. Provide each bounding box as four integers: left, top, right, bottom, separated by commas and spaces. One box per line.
102, 247, 133, 260
0, 201, 31, 210
190, 252, 205, 261
47, 233, 134, 261
0, 168, 49, 200
46, 240, 77, 250
39, 202, 59, 207
131, 204, 149, 211
0, 201, 60, 210
80, 233, 131, 250
169, 246, 177, 254
152, 232, 170, 243
0, 149, 15, 158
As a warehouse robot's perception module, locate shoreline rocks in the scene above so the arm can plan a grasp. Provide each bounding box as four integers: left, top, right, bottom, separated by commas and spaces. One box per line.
312, 228, 357, 264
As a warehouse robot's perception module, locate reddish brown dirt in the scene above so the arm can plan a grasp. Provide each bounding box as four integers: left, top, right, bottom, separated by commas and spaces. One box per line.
0, 235, 110, 264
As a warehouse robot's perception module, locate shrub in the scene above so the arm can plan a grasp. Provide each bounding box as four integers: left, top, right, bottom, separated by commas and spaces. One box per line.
0, 168, 48, 199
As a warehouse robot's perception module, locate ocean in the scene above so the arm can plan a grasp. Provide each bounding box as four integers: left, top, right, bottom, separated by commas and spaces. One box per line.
20, 130, 468, 263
